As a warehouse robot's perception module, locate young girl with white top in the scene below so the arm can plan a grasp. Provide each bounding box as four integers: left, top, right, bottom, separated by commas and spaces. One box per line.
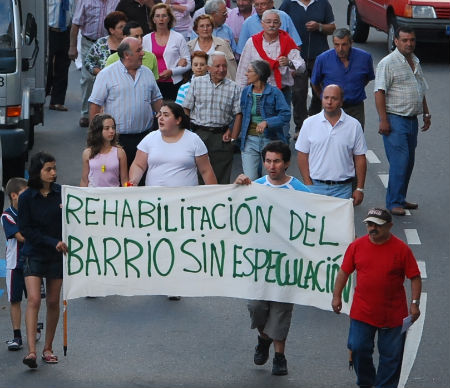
80, 114, 128, 187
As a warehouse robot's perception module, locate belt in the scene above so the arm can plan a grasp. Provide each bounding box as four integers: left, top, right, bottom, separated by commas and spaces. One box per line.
49, 26, 69, 32
388, 113, 417, 120
191, 123, 229, 133
313, 177, 353, 185
82, 35, 97, 43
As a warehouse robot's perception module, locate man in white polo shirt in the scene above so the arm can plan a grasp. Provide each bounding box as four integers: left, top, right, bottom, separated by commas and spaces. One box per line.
295, 84, 367, 205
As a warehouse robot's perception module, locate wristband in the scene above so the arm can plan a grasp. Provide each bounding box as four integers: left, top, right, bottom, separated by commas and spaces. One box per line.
318, 23, 323, 32
423, 113, 431, 119
356, 188, 364, 193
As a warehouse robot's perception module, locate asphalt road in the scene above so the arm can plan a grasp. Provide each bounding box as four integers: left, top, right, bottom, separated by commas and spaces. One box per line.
0, 1, 449, 386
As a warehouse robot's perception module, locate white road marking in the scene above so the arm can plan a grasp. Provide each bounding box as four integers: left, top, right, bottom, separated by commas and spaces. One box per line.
405, 229, 421, 245
366, 150, 381, 163
417, 261, 427, 278
378, 173, 389, 188
398, 292, 427, 388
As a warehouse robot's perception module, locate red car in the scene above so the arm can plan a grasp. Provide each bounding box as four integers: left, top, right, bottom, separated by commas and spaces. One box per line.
347, 0, 450, 51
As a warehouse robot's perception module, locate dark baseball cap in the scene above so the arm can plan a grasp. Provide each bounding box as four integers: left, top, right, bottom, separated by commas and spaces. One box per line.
363, 208, 392, 225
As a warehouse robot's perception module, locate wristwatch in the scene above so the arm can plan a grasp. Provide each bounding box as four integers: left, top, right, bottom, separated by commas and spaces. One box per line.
356, 188, 364, 193
423, 113, 431, 119
412, 299, 420, 306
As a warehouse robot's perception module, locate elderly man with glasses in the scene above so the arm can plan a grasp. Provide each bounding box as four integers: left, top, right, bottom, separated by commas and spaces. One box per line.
236, 10, 305, 142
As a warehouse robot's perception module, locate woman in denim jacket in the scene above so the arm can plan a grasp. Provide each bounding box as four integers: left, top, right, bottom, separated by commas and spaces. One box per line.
239, 60, 291, 180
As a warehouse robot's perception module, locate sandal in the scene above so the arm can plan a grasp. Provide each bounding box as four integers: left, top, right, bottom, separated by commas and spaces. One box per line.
23, 352, 38, 368
42, 349, 58, 364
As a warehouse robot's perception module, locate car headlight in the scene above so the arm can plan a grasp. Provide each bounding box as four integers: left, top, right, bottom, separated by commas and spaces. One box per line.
412, 6, 437, 18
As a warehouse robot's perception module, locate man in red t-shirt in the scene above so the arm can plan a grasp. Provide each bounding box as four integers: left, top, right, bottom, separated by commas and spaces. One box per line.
332, 207, 422, 388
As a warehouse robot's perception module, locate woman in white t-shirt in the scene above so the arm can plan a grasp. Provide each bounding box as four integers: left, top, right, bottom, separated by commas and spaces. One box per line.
129, 101, 217, 187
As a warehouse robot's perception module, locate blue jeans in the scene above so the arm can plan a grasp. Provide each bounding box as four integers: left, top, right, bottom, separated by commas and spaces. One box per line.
383, 114, 418, 210
281, 86, 292, 142
348, 319, 405, 388
241, 135, 271, 180
309, 180, 353, 199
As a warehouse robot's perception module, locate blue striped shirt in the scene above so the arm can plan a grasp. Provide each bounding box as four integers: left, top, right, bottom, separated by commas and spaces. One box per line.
89, 61, 162, 134
175, 81, 191, 105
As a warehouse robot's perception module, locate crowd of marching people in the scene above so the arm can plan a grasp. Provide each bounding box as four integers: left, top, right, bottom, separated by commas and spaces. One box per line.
2, 0, 431, 385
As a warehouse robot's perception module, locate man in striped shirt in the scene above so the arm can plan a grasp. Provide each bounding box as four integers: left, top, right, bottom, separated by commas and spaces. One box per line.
182, 51, 242, 184
89, 37, 163, 168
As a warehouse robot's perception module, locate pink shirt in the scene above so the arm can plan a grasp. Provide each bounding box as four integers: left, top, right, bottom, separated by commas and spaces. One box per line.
151, 33, 173, 83
225, 7, 256, 42
72, 0, 119, 40
88, 147, 120, 187
163, 0, 195, 33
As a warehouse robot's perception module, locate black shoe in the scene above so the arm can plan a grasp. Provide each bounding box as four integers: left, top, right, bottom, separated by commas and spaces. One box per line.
272, 352, 288, 376
254, 336, 272, 365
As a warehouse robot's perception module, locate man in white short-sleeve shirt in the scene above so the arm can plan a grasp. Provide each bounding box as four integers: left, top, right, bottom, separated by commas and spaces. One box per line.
295, 84, 367, 204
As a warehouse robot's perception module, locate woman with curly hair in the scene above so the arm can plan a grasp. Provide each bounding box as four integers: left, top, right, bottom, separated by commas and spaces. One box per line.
80, 113, 128, 187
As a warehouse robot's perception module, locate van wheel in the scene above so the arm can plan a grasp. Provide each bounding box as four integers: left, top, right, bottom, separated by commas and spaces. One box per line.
387, 15, 397, 52
349, 3, 369, 43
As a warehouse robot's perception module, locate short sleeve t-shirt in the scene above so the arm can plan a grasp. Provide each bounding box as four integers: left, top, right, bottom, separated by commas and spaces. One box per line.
137, 129, 208, 187
341, 234, 420, 328
1, 207, 22, 269
255, 176, 311, 192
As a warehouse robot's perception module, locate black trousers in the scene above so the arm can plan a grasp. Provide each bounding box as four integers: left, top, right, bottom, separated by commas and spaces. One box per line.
46, 28, 71, 105
157, 80, 182, 101
292, 58, 322, 132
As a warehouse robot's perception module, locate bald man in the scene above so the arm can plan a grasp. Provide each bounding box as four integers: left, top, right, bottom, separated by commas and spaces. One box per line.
89, 37, 163, 170
295, 84, 367, 204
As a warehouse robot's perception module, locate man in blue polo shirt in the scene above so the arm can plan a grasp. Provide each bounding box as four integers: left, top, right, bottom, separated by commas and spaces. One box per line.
236, 0, 302, 55
279, 0, 335, 135
311, 28, 374, 128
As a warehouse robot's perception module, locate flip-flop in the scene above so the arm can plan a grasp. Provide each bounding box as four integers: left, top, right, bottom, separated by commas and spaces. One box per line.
42, 350, 58, 364
23, 352, 38, 368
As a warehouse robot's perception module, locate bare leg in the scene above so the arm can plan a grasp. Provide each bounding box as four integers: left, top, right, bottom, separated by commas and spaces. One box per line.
273, 339, 286, 354
43, 278, 62, 352
24, 276, 42, 355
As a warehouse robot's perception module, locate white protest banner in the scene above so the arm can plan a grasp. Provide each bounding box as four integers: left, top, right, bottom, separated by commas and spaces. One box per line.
62, 184, 354, 313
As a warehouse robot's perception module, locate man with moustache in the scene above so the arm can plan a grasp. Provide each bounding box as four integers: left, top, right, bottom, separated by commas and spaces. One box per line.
332, 207, 422, 388
295, 84, 367, 204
